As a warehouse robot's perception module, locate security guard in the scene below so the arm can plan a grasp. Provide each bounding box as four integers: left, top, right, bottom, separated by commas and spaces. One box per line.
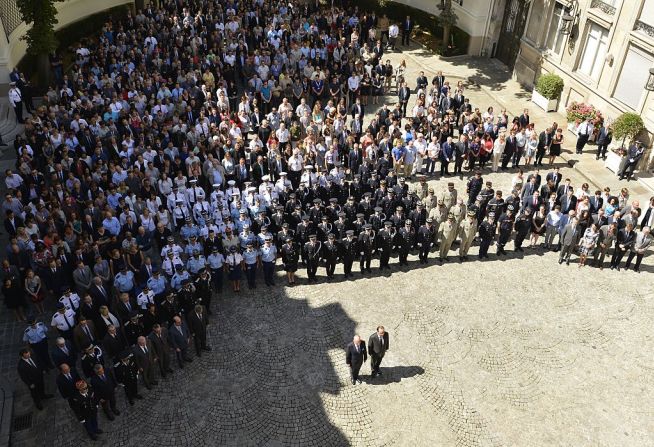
514, 207, 532, 252
239, 225, 258, 250
147, 269, 168, 303
358, 224, 375, 274
136, 285, 155, 310
114, 351, 142, 405
23, 317, 52, 370
398, 220, 415, 266
256, 237, 275, 286
243, 242, 260, 289
303, 234, 321, 283
417, 218, 436, 264
478, 212, 497, 259
171, 265, 191, 291
161, 236, 183, 259
187, 250, 207, 275
376, 221, 395, 271
341, 230, 358, 277
322, 233, 339, 280
113, 267, 135, 294
497, 205, 515, 256
59, 288, 81, 313
207, 248, 225, 292
51, 302, 76, 340
458, 210, 478, 261
438, 213, 458, 262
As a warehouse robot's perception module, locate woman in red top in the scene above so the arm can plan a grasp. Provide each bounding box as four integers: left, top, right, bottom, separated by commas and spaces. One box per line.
479, 133, 494, 169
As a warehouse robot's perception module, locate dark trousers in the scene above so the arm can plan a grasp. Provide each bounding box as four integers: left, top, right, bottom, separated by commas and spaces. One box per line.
359, 252, 372, 271
536, 148, 546, 165
379, 250, 391, 268
193, 334, 207, 355
324, 259, 336, 277
596, 143, 609, 159
479, 238, 491, 258
30, 339, 53, 369
576, 134, 589, 153
262, 261, 275, 285
501, 151, 513, 169
610, 247, 626, 267
419, 243, 431, 262
13, 101, 23, 123
350, 362, 363, 382
156, 349, 171, 375
175, 348, 190, 368
306, 260, 318, 279
82, 415, 99, 437
512, 148, 523, 167
99, 393, 118, 417
402, 31, 410, 45
211, 268, 223, 292
399, 101, 408, 117
399, 248, 409, 264
624, 251, 644, 270
514, 231, 529, 249
28, 378, 46, 406
245, 263, 257, 287
123, 379, 138, 401
454, 157, 464, 175
370, 352, 384, 374
344, 257, 354, 276
440, 161, 449, 176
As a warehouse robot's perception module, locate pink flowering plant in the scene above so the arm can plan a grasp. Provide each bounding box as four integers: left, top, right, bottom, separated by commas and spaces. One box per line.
566, 102, 603, 125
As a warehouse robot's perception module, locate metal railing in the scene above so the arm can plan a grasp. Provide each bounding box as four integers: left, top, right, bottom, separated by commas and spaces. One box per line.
0, 0, 21, 40
590, 0, 616, 16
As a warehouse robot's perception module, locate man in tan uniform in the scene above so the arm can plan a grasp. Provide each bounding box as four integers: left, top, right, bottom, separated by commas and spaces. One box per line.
458, 210, 478, 261
413, 175, 429, 201
423, 187, 438, 214
438, 213, 457, 262
449, 198, 467, 228
440, 182, 458, 212
428, 199, 448, 227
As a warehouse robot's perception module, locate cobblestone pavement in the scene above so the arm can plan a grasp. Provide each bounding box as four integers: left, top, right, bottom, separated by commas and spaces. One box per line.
5, 44, 654, 446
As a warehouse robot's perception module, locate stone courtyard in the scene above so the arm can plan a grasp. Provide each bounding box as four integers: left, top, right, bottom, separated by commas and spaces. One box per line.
3, 43, 654, 447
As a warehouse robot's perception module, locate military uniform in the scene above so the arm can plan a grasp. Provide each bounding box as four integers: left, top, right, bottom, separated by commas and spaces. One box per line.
478, 215, 497, 259
281, 241, 299, 272
358, 226, 375, 273
417, 221, 436, 264
340, 232, 359, 277
52, 307, 77, 341
303, 238, 321, 282
322, 236, 340, 279
114, 355, 141, 404
397, 222, 415, 265
514, 210, 532, 251
68, 386, 101, 439
438, 215, 458, 261
458, 211, 478, 260
81, 346, 105, 378
376, 224, 395, 270
440, 184, 458, 211
497, 209, 515, 255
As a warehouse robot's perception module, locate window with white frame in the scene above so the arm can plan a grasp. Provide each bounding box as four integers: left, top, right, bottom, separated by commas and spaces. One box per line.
578, 23, 609, 80
545, 2, 566, 55
613, 45, 654, 110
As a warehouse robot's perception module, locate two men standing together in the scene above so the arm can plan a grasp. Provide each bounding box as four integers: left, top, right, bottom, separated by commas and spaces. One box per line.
345, 326, 390, 385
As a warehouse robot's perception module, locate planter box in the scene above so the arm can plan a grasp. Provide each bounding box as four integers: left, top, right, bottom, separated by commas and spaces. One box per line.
531, 90, 559, 112
604, 150, 622, 175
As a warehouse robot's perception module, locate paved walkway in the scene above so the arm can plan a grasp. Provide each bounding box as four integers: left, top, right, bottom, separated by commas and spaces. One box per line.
2, 42, 653, 446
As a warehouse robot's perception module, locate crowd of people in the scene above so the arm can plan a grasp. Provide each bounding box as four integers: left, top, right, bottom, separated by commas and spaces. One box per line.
2, 0, 653, 440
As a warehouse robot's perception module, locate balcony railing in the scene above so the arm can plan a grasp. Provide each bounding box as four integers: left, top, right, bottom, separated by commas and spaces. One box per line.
590, 0, 616, 16
0, 0, 22, 39
634, 20, 654, 38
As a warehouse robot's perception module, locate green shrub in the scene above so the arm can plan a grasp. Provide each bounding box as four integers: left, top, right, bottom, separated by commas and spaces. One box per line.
535, 74, 564, 100
611, 112, 645, 144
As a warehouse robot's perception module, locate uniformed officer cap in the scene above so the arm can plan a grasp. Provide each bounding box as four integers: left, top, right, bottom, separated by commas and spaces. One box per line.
239, 209, 246, 214
228, 180, 236, 186
189, 179, 198, 184
143, 284, 150, 290
229, 246, 237, 252
264, 236, 273, 241
212, 247, 219, 252
309, 234, 317, 239
448, 213, 455, 219
153, 269, 160, 274
305, 165, 314, 170
176, 199, 184, 203
426, 218, 433, 223
302, 214, 310, 220
328, 233, 335, 239
399, 177, 406, 182
488, 212, 496, 218
486, 181, 492, 186
276, 205, 284, 210
27, 316, 36, 324
185, 217, 192, 221
338, 212, 346, 218
428, 188, 434, 192
329, 198, 338, 203
313, 198, 321, 204
417, 202, 423, 207
363, 192, 371, 197
507, 204, 515, 211
476, 194, 483, 201
380, 180, 387, 185
384, 221, 392, 226
246, 242, 253, 246
447, 182, 454, 187
242, 224, 250, 229
388, 190, 395, 195
356, 213, 364, 218
345, 230, 354, 236
475, 170, 482, 175
354, 174, 361, 179
201, 210, 208, 215
280, 171, 288, 176
321, 216, 328, 221
364, 224, 372, 230
212, 183, 221, 188
119, 350, 132, 360
348, 196, 355, 201
175, 265, 184, 270
405, 219, 412, 225
467, 210, 476, 216
182, 279, 191, 285
396, 206, 403, 211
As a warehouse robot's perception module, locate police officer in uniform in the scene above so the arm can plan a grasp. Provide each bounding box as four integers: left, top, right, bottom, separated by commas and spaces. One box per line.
397, 220, 415, 266
417, 218, 436, 264
23, 317, 53, 370
322, 233, 339, 279
113, 350, 142, 405
438, 213, 458, 262
458, 210, 478, 261
260, 237, 278, 286
123, 311, 145, 345
51, 302, 77, 341
68, 380, 101, 440
207, 248, 225, 293
194, 269, 213, 312
243, 242, 260, 288
497, 205, 515, 256
514, 207, 532, 252
478, 212, 497, 259
303, 234, 321, 282
281, 237, 299, 286
80, 344, 105, 378
341, 230, 358, 277
358, 224, 375, 274
376, 221, 395, 271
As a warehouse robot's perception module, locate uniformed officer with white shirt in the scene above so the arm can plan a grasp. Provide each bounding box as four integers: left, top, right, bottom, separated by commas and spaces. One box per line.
186, 179, 205, 208
193, 199, 211, 223
8, 81, 24, 123
167, 187, 187, 213
59, 288, 81, 313
172, 200, 190, 230
51, 303, 77, 340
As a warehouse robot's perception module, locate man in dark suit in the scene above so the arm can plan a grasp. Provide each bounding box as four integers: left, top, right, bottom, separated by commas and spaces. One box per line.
398, 82, 411, 117
589, 191, 604, 215
235, 158, 250, 187
558, 217, 580, 265
133, 336, 158, 389
115, 293, 136, 323
187, 304, 211, 357
641, 197, 654, 229
17, 348, 53, 410
4, 210, 23, 236
73, 316, 98, 350
345, 335, 367, 385
368, 325, 390, 377
536, 127, 551, 166
56, 363, 81, 399
149, 323, 173, 378
103, 324, 127, 362
401, 15, 413, 46
51, 337, 77, 368
89, 364, 120, 420
88, 277, 110, 309
251, 156, 269, 185
269, 154, 288, 182
522, 191, 543, 212
169, 316, 193, 368
416, 71, 428, 91
559, 189, 578, 215
610, 223, 636, 270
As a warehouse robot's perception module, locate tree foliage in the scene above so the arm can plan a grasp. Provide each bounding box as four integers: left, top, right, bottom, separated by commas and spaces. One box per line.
535, 74, 564, 100
438, 0, 458, 27
611, 112, 645, 144
17, 0, 60, 55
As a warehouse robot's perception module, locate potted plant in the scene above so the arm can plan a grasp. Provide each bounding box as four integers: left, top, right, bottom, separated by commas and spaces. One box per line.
565, 102, 603, 134
531, 74, 564, 112
611, 112, 644, 148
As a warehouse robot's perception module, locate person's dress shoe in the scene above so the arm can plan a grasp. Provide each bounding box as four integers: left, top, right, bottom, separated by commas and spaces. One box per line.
351, 380, 356, 385
129, 400, 135, 406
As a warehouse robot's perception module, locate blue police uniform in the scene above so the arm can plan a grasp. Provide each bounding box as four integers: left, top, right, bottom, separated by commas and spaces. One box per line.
147, 274, 168, 300
260, 244, 277, 286
207, 252, 224, 292
23, 322, 52, 369
242, 248, 259, 289
113, 271, 135, 293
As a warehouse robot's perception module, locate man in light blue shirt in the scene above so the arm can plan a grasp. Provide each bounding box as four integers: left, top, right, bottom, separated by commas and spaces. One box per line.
171, 265, 190, 291
187, 250, 207, 275
102, 211, 121, 236
259, 237, 277, 286
207, 248, 224, 293
242, 243, 260, 289
147, 270, 168, 302
113, 267, 135, 293
23, 317, 52, 369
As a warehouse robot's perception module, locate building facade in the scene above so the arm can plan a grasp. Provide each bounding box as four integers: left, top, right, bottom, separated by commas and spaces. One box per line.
512, 0, 654, 167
